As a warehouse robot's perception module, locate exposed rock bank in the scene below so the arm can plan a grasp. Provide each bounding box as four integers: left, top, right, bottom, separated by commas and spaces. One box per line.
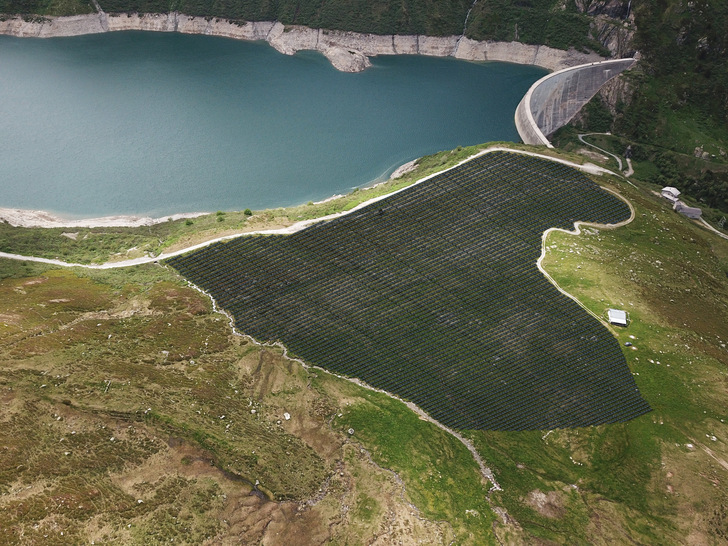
0, 12, 608, 73
0, 207, 207, 228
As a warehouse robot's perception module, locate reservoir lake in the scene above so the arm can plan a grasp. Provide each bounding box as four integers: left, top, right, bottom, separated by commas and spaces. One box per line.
0, 31, 547, 219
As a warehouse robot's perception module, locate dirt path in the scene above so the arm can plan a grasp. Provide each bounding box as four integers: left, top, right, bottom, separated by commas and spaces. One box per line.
578, 133, 622, 171
687, 438, 728, 473
624, 157, 634, 177
536, 186, 636, 333
577, 133, 634, 177
699, 218, 728, 241
0, 146, 619, 269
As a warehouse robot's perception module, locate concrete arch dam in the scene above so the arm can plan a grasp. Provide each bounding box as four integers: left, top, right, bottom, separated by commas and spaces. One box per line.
515, 58, 636, 147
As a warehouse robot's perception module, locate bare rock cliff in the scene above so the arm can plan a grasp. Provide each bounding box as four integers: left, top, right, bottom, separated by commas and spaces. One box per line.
0, 13, 612, 73
590, 15, 636, 58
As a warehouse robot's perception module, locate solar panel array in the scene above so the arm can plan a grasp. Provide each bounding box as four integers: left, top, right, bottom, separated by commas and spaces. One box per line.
168, 151, 651, 430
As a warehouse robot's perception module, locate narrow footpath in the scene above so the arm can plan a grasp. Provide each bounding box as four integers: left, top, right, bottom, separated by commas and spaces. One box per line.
0, 147, 618, 269
578, 133, 627, 173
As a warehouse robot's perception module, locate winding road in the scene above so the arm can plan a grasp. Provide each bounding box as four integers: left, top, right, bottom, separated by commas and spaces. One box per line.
578, 133, 631, 175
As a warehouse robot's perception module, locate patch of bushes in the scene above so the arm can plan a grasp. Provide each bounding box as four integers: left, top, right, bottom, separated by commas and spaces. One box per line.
466, 0, 605, 52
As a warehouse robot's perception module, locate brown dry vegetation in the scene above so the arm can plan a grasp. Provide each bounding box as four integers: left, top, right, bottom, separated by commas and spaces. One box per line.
0, 265, 485, 544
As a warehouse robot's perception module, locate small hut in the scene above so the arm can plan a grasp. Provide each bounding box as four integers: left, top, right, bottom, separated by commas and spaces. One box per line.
674, 201, 702, 219
607, 309, 628, 327
661, 187, 681, 203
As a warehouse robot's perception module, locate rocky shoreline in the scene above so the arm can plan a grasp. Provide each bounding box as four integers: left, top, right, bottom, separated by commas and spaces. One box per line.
0, 207, 208, 228
0, 12, 608, 73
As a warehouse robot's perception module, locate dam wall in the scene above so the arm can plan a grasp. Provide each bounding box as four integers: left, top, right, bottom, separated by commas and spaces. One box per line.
515, 58, 635, 147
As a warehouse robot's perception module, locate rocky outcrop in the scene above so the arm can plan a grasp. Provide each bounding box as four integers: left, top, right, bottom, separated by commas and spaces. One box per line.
595, 68, 635, 116
0, 14, 104, 36
453, 37, 606, 71
322, 46, 371, 72
104, 12, 275, 39
0, 13, 612, 73
590, 15, 636, 58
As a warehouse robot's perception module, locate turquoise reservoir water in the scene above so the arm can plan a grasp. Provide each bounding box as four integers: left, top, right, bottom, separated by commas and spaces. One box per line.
0, 32, 546, 218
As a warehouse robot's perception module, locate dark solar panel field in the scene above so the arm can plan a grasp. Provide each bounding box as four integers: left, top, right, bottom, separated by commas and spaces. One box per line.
168, 151, 651, 430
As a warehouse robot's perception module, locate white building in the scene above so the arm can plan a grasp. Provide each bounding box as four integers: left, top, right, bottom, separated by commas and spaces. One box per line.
661, 186, 681, 203
607, 309, 628, 327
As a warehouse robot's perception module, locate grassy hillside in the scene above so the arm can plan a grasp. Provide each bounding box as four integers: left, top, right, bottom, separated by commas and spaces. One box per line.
0, 0, 92, 15
624, 0, 728, 149
0, 263, 497, 544
478, 167, 728, 543
465, 0, 610, 53
619, 0, 728, 212
2, 144, 728, 543
561, 0, 728, 214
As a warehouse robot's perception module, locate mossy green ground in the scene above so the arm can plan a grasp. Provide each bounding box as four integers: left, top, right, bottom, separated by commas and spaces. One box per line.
0, 262, 494, 543
474, 169, 728, 543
